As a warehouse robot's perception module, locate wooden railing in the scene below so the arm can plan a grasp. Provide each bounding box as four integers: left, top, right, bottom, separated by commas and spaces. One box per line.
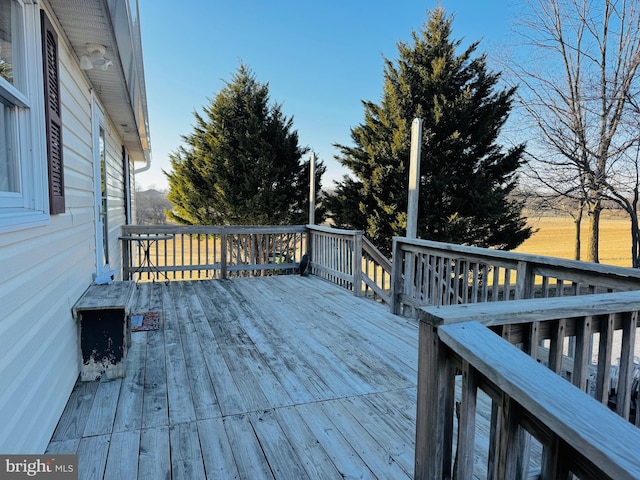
120, 224, 393, 303
307, 225, 392, 303
416, 292, 640, 479
391, 237, 640, 315
421, 320, 640, 479
121, 225, 307, 280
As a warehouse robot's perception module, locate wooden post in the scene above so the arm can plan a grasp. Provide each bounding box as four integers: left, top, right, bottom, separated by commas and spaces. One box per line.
309, 152, 316, 226
353, 232, 363, 297
221, 228, 228, 280
414, 320, 455, 479
406, 118, 423, 239
390, 237, 403, 315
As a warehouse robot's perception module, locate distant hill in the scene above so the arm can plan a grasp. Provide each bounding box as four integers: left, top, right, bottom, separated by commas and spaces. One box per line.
136, 189, 172, 224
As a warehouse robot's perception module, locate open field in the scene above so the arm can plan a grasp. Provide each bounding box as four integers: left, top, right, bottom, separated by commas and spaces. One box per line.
514, 214, 633, 267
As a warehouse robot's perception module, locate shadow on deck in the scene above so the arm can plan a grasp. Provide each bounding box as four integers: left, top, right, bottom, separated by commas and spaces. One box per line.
47, 276, 422, 479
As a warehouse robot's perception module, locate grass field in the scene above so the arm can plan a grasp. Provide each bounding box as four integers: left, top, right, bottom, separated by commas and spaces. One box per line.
514, 214, 632, 267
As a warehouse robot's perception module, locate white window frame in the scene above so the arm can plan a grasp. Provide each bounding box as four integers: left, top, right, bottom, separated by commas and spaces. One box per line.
0, 0, 49, 233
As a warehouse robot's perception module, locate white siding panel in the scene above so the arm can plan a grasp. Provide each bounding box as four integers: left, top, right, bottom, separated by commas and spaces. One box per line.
0, 14, 136, 453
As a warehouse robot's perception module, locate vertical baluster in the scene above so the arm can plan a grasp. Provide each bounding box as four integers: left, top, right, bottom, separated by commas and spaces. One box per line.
453, 260, 461, 305
548, 319, 567, 375
573, 316, 593, 393
471, 263, 479, 303
542, 276, 550, 298
491, 266, 500, 302
616, 311, 638, 420
595, 313, 615, 405
444, 258, 453, 305
429, 256, 437, 305
504, 269, 512, 301
454, 361, 478, 479
481, 264, 489, 303
189, 233, 194, 279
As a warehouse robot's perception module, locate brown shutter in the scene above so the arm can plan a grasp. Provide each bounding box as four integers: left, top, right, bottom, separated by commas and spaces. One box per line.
41, 10, 64, 214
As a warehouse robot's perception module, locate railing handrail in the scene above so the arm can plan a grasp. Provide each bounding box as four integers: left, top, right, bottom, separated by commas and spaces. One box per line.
123, 224, 307, 235
434, 320, 640, 479
362, 236, 392, 273
419, 289, 640, 326
306, 224, 364, 236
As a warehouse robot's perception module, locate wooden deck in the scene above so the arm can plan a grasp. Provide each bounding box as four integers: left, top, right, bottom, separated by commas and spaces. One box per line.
47, 276, 426, 479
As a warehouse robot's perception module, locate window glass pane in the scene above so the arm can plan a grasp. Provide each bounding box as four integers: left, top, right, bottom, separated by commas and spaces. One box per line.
0, 0, 13, 84
0, 98, 19, 193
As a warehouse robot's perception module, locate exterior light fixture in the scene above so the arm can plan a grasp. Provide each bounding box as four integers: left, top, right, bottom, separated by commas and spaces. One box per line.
80, 44, 113, 71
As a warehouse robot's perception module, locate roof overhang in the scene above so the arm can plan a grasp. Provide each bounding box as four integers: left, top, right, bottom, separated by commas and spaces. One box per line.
46, 0, 151, 165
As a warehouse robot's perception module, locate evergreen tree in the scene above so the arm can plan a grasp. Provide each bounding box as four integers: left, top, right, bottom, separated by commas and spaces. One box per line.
325, 8, 532, 255
166, 64, 325, 225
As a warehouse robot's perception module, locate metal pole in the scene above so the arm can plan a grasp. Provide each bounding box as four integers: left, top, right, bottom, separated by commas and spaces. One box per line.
309, 152, 316, 226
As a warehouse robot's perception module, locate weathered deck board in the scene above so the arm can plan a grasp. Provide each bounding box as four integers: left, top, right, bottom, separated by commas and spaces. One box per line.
137, 426, 170, 480
47, 276, 500, 479
83, 377, 121, 436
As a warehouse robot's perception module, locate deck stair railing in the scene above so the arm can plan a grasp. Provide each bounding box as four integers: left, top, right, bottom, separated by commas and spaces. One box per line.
306, 225, 392, 304
416, 291, 640, 479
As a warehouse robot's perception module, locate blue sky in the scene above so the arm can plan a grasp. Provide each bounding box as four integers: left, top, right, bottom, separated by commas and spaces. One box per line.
136, 1, 521, 191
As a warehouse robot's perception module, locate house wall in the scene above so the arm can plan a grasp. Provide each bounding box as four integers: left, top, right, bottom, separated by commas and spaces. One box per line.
0, 9, 133, 453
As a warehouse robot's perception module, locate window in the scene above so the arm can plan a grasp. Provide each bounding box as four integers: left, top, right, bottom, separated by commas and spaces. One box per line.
0, 0, 51, 232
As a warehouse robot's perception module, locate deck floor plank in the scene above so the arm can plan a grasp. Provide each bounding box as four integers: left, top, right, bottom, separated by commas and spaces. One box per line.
140, 327, 168, 429
169, 422, 206, 479
197, 418, 241, 480
248, 409, 311, 480
137, 426, 171, 480
163, 283, 197, 425
223, 414, 275, 480
272, 405, 343, 479
232, 279, 356, 402
209, 281, 295, 409
322, 398, 413, 479
103, 430, 141, 479
188, 282, 248, 416
83, 377, 121, 437
113, 332, 146, 432
77, 434, 110, 480
196, 281, 277, 412
50, 381, 98, 442
173, 282, 222, 420
295, 401, 377, 479
340, 393, 415, 475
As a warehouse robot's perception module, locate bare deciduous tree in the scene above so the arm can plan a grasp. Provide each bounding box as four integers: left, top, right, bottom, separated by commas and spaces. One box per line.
507, 0, 640, 263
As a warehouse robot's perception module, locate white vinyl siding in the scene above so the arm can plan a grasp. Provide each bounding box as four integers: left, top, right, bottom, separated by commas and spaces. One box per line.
0, 5, 132, 453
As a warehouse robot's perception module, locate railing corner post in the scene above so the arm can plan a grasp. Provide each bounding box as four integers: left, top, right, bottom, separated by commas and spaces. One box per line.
353, 232, 364, 297
515, 260, 535, 299
121, 232, 130, 281
221, 228, 228, 280
415, 319, 454, 480
390, 237, 403, 315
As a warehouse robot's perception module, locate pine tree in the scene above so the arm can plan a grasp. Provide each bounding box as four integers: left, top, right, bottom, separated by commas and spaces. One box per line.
165, 64, 324, 225
325, 8, 532, 255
